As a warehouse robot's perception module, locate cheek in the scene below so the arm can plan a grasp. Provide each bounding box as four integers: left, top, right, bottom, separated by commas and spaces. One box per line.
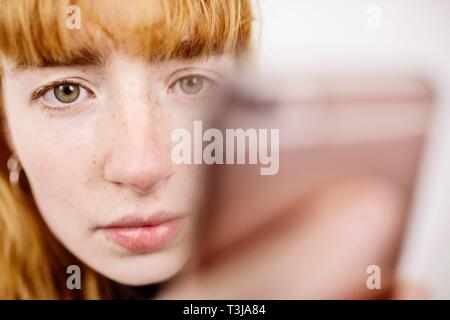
24, 135, 94, 221
9, 112, 101, 225
27, 145, 84, 202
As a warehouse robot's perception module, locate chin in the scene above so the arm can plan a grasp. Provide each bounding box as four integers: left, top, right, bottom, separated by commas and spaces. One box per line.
93, 245, 191, 287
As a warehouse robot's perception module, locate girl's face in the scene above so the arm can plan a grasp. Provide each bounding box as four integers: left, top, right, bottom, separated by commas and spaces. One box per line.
1, 50, 232, 285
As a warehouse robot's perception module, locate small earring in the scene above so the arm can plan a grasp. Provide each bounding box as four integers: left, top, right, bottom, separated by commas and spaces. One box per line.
7, 153, 25, 197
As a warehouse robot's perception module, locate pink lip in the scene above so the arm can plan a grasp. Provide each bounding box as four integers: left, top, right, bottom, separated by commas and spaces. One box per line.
99, 213, 187, 254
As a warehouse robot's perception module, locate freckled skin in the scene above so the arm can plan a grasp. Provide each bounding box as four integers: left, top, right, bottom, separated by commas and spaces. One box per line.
1, 52, 235, 285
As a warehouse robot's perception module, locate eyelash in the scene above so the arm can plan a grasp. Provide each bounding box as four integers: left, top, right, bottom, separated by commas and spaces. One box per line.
32, 71, 219, 115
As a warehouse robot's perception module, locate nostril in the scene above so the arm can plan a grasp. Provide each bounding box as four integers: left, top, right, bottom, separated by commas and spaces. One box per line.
127, 174, 154, 194
127, 171, 173, 195
129, 183, 155, 195
111, 167, 163, 194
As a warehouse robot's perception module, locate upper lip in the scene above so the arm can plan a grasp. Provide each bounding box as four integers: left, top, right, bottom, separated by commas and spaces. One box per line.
99, 212, 185, 229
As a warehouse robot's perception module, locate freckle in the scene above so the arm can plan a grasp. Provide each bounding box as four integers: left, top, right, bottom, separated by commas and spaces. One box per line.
92, 159, 97, 165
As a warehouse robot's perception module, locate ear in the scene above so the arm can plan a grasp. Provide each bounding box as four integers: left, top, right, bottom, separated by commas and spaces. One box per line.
1, 118, 15, 153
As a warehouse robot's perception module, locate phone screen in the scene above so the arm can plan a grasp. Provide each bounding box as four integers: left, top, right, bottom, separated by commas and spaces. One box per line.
199, 69, 435, 258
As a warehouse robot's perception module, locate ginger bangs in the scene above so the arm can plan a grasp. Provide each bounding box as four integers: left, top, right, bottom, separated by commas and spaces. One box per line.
0, 0, 253, 68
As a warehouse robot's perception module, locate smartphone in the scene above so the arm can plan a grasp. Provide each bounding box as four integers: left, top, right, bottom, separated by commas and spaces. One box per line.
200, 69, 435, 261
396, 82, 450, 299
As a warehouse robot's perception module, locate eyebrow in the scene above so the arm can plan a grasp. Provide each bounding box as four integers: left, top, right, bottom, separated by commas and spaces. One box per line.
11, 48, 108, 73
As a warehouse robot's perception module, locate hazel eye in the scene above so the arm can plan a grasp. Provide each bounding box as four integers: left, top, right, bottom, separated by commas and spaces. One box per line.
170, 74, 217, 97
179, 75, 204, 95
39, 81, 92, 108
53, 83, 81, 103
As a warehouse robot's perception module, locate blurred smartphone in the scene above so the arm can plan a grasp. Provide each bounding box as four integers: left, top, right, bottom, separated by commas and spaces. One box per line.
200, 69, 434, 259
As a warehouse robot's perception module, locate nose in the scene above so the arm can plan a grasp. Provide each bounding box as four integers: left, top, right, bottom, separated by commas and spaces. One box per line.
104, 111, 173, 195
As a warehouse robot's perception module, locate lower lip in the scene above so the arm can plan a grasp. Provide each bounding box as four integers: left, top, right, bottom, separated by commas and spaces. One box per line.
102, 218, 185, 254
